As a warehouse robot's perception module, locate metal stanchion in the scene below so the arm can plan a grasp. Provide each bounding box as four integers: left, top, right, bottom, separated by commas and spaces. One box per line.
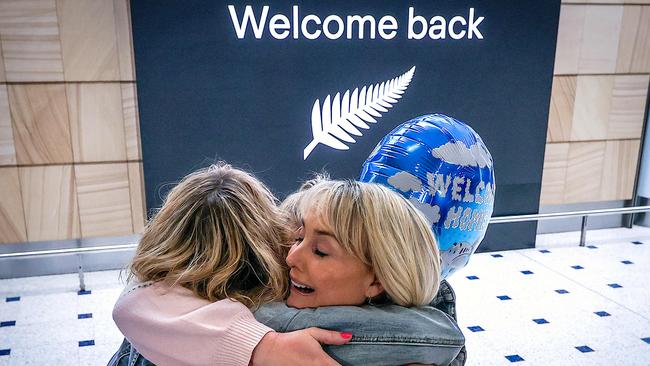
579, 216, 588, 247
77, 254, 86, 292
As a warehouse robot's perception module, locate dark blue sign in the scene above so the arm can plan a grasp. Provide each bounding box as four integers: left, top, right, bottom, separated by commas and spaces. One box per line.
131, 0, 560, 251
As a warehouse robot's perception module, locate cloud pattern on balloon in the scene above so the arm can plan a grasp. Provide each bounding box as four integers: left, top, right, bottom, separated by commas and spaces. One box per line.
431, 141, 493, 168
387, 171, 422, 192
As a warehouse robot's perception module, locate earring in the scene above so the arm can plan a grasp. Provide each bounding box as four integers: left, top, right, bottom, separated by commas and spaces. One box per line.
366, 296, 374, 306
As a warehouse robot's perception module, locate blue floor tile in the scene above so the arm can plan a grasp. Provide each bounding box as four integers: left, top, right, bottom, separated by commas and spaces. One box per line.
539, 249, 551, 253
621, 260, 634, 265
5, 296, 20, 302
78, 313, 93, 319
466, 275, 480, 280
491, 254, 503, 258
608, 283, 623, 288
0, 321, 16, 327
586, 245, 598, 249
78, 290, 92, 295
576, 345, 594, 353
571, 265, 584, 270
505, 354, 524, 362
631, 241, 643, 245
555, 289, 569, 294
468, 325, 485, 332
533, 318, 549, 324
497, 295, 512, 301
0, 349, 9, 356
594, 311, 610, 317
78, 340, 95, 347
641, 337, 650, 344
521, 270, 534, 275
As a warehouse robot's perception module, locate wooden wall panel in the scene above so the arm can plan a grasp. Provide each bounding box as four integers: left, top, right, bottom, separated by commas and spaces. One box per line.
122, 83, 141, 160
0, 85, 16, 166
57, 0, 120, 81
114, 0, 135, 81
20, 165, 80, 241
0, 0, 65, 82
0, 167, 27, 243
564, 141, 606, 203
601, 139, 640, 200
8, 84, 73, 164
540, 143, 570, 205
571, 76, 613, 141
554, 5, 585, 75
67, 83, 126, 162
547, 77, 576, 142
0, 40, 5, 82
75, 163, 132, 238
128, 162, 145, 233
608, 75, 649, 139
617, 6, 650, 73
578, 6, 623, 74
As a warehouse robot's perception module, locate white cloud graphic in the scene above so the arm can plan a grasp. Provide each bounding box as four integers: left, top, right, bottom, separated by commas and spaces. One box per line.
388, 171, 422, 192
408, 198, 441, 224
431, 141, 492, 168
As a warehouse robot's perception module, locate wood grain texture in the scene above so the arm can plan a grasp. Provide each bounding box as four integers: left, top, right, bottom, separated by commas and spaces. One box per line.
114, 0, 135, 81
67, 83, 126, 162
554, 5, 586, 75
617, 6, 650, 73
571, 76, 613, 141
0, 85, 16, 166
56, 0, 120, 81
122, 83, 141, 160
20, 165, 80, 241
601, 139, 640, 200
0, 167, 27, 243
128, 162, 145, 233
0, 40, 6, 82
564, 141, 606, 203
75, 163, 132, 238
607, 75, 649, 139
540, 143, 570, 205
578, 5, 623, 74
0, 0, 65, 82
8, 84, 73, 164
547, 77, 576, 143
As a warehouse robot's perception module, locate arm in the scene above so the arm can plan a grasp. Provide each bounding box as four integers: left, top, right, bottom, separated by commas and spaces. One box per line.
112, 282, 351, 366
254, 282, 465, 366
113, 282, 271, 366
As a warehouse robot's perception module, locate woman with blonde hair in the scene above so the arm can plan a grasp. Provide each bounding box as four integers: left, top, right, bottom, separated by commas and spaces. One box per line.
111, 165, 464, 366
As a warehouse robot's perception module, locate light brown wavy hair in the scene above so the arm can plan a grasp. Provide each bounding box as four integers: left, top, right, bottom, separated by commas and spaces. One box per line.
128, 163, 290, 309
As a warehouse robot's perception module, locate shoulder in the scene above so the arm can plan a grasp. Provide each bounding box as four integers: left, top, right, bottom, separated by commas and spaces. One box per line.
114, 281, 251, 323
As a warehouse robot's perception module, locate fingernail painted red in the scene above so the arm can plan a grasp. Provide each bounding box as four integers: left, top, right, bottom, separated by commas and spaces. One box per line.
340, 332, 352, 339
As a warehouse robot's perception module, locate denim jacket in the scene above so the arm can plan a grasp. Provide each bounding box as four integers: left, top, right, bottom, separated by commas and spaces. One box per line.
108, 280, 466, 366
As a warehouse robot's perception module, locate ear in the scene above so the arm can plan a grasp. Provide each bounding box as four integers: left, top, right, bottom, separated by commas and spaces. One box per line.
364, 276, 384, 299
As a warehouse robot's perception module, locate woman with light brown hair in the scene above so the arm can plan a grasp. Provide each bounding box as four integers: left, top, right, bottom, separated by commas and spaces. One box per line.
111, 164, 464, 366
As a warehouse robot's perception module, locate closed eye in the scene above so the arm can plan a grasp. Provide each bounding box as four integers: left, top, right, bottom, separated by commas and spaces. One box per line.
314, 248, 328, 257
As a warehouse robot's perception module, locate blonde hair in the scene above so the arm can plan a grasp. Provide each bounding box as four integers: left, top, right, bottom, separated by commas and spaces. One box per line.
129, 163, 289, 308
299, 180, 441, 307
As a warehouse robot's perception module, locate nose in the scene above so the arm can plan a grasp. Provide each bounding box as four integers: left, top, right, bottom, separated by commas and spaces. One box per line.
286, 240, 306, 269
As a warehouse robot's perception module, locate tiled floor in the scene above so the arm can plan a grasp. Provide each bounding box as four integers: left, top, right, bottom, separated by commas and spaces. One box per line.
1, 227, 649, 365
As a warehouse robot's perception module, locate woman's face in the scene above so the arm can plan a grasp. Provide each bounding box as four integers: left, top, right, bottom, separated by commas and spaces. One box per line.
285, 210, 383, 308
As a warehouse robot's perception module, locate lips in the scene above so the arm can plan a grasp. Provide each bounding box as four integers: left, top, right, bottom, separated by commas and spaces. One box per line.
290, 277, 315, 294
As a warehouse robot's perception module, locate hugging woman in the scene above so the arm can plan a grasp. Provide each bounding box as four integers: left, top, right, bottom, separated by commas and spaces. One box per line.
109, 164, 465, 366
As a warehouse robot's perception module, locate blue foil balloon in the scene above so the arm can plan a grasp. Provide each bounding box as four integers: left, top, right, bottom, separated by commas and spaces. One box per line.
360, 114, 495, 279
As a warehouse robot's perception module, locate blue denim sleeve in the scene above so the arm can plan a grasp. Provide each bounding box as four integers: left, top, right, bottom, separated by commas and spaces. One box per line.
254, 281, 465, 366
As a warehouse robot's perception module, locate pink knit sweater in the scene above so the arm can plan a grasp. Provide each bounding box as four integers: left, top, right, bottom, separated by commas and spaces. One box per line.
112, 281, 272, 366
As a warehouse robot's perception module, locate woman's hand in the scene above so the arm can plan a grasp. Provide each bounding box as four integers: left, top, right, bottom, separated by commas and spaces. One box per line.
251, 328, 352, 366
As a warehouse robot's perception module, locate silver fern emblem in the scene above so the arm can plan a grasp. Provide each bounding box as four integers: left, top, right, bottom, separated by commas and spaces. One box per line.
303, 66, 416, 160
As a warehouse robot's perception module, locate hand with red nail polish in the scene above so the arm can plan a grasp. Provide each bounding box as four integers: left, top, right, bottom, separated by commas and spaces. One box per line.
251, 327, 352, 366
